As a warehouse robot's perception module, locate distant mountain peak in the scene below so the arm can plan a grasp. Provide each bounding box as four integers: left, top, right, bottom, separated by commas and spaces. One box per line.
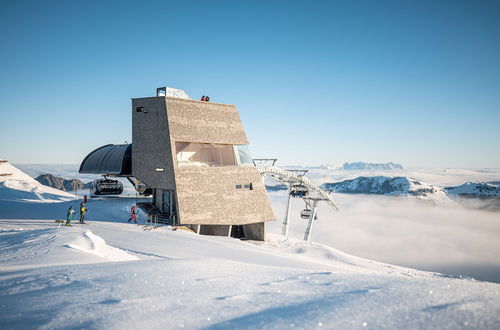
35, 173, 90, 192
340, 162, 404, 171
321, 176, 447, 202
445, 182, 500, 197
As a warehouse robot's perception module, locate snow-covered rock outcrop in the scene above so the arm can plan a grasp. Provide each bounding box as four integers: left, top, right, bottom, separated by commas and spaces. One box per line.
0, 160, 74, 202
322, 176, 444, 198
35, 173, 90, 192
340, 162, 404, 170
445, 182, 500, 197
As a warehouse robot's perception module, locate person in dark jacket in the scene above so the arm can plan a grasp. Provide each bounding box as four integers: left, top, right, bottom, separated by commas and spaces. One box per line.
66, 206, 75, 226
205, 96, 210, 102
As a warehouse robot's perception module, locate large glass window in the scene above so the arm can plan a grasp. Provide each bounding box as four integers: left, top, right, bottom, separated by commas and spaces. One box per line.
236, 145, 254, 166
176, 142, 237, 167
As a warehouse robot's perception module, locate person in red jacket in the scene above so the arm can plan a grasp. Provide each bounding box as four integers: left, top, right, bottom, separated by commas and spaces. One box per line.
128, 205, 137, 223
201, 96, 206, 101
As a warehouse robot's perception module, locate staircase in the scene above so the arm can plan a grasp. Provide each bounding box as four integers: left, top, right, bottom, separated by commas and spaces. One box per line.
136, 202, 176, 226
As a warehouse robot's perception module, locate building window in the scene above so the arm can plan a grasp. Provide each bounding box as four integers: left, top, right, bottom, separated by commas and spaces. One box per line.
235, 145, 254, 166
176, 142, 237, 167
136, 106, 145, 113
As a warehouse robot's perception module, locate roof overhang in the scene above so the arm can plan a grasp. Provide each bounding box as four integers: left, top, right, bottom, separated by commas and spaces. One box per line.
79, 144, 132, 176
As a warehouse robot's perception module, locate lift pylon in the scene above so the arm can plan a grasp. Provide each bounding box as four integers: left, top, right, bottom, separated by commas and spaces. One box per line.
257, 164, 340, 241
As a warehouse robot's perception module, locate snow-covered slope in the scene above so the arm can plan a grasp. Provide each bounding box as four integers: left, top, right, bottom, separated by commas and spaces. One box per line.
1, 219, 500, 329
322, 176, 447, 199
445, 182, 500, 197
0, 161, 74, 202
1, 169, 500, 328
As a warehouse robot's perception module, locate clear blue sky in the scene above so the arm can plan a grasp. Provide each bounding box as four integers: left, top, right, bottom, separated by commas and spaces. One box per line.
1, 0, 499, 168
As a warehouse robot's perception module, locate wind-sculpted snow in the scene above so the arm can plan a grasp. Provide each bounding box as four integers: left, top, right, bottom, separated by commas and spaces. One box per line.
65, 229, 139, 262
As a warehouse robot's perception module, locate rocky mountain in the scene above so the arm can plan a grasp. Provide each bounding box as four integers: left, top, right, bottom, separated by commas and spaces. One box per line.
445, 182, 500, 197
322, 176, 442, 197
340, 162, 404, 170
35, 174, 91, 192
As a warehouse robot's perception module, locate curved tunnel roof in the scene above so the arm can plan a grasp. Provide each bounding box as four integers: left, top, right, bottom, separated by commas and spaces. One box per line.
79, 144, 132, 176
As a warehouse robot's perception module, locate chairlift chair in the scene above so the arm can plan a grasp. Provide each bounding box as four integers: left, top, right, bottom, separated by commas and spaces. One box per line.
92, 178, 124, 195
300, 208, 318, 220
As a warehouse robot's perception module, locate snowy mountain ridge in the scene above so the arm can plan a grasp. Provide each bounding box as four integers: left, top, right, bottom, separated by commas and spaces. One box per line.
322, 176, 447, 200
445, 182, 500, 197
0, 161, 74, 202
35, 173, 91, 192
322, 176, 500, 199
333, 162, 405, 171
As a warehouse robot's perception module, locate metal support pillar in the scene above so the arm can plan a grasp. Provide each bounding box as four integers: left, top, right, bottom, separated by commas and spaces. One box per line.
304, 200, 318, 241
281, 185, 293, 237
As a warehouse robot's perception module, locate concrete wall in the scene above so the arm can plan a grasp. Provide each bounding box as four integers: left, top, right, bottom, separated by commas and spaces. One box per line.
175, 166, 275, 225
131, 97, 176, 191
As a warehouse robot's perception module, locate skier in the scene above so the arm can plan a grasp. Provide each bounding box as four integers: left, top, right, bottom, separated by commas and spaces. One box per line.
65, 206, 75, 226
128, 205, 137, 223
79, 202, 88, 224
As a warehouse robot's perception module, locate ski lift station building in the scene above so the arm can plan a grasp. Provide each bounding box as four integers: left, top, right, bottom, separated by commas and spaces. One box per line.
80, 87, 276, 240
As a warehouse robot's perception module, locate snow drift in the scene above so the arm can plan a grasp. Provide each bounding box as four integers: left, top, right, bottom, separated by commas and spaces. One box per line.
65, 229, 139, 262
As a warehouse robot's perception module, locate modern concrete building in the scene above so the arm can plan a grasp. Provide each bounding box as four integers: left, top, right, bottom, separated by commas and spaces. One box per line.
80, 87, 276, 240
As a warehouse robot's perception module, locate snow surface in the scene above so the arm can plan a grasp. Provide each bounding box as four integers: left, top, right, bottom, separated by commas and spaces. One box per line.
1, 219, 500, 329
1, 163, 500, 328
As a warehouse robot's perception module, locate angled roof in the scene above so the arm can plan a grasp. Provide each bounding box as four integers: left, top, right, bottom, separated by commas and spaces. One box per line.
79, 144, 132, 176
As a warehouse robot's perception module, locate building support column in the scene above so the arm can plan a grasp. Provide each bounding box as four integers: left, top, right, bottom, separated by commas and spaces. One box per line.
281, 185, 292, 237
304, 200, 318, 242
